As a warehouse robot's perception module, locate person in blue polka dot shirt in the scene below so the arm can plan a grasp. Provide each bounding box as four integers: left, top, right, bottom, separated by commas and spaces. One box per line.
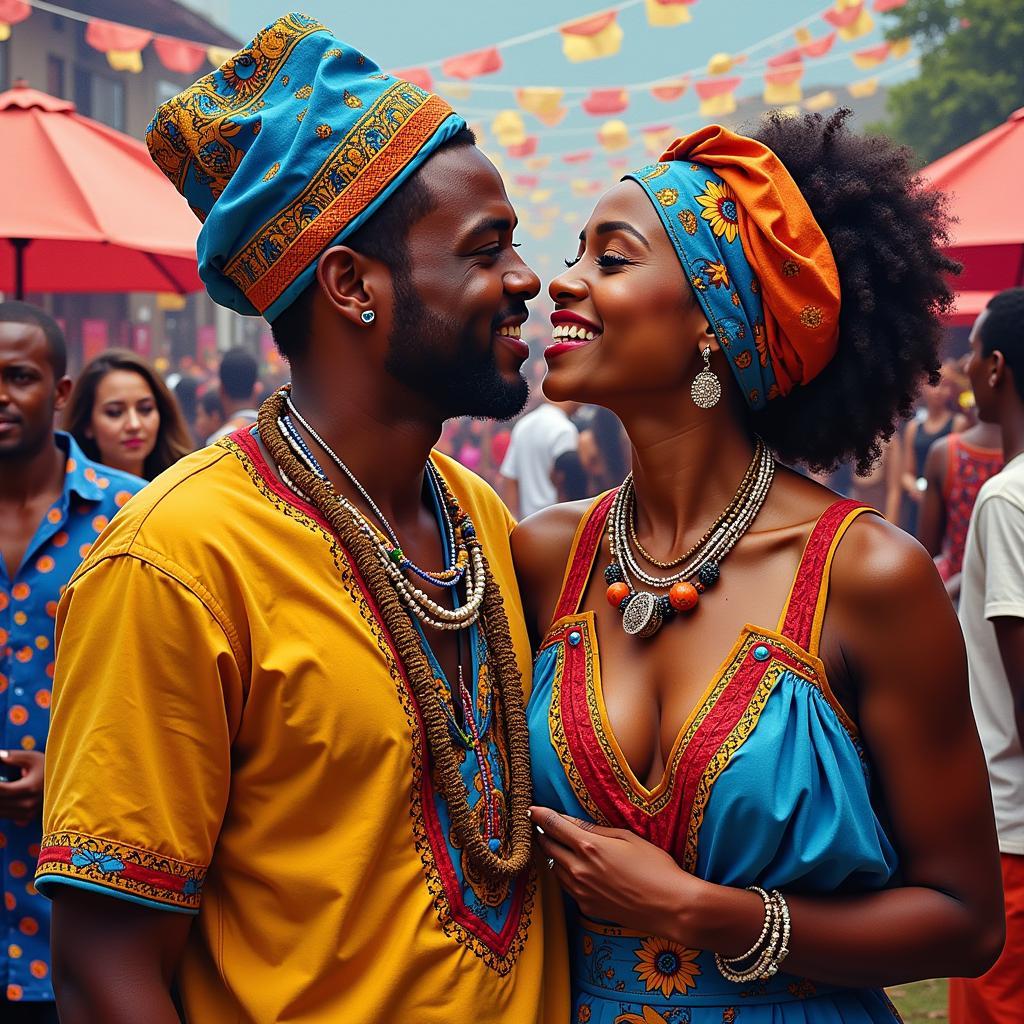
0, 302, 145, 1022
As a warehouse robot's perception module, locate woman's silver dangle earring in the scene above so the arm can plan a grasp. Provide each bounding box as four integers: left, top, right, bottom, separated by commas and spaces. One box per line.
360, 310, 376, 324
691, 344, 722, 409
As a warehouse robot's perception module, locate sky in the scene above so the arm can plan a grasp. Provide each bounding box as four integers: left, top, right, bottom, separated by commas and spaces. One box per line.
190, 0, 919, 313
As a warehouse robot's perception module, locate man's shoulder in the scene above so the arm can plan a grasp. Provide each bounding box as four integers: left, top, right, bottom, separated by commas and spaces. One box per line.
85, 442, 251, 565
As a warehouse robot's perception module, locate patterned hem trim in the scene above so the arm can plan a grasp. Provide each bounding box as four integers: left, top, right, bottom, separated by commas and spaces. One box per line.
36, 832, 205, 911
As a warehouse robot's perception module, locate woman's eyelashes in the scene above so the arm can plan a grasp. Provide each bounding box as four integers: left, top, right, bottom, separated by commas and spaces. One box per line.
563, 252, 633, 269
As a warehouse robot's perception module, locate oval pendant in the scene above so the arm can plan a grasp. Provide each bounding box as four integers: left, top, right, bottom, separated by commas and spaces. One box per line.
621, 591, 663, 638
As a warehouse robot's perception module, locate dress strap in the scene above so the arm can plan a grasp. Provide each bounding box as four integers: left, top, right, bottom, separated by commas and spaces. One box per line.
551, 489, 618, 623
777, 498, 880, 655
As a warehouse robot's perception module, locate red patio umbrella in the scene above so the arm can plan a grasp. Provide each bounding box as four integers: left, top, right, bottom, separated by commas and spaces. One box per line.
920, 106, 1024, 325
0, 81, 202, 299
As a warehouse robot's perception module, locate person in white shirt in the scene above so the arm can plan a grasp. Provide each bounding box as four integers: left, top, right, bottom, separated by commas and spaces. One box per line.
953, 287, 1024, 1023
499, 400, 578, 518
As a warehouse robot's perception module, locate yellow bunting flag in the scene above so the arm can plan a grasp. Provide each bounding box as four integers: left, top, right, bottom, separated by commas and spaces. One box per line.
695, 76, 741, 117
530, 223, 554, 239
530, 189, 553, 204
526, 156, 552, 171
890, 37, 912, 58
442, 83, 473, 101
848, 77, 879, 98
207, 45, 235, 67
560, 11, 623, 63
706, 52, 743, 76
491, 110, 526, 148
516, 87, 564, 118
646, 0, 696, 27
598, 119, 631, 152
106, 49, 144, 73
85, 18, 152, 73
804, 90, 837, 111
572, 178, 603, 197
538, 106, 570, 127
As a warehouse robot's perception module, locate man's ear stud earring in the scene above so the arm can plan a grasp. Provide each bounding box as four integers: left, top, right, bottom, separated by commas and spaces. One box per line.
361, 310, 376, 324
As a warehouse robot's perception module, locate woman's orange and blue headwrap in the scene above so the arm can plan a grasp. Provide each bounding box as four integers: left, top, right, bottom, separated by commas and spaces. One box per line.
624, 125, 841, 409
146, 13, 466, 321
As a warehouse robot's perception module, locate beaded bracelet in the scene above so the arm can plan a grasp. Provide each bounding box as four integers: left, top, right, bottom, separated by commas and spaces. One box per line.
715, 887, 792, 984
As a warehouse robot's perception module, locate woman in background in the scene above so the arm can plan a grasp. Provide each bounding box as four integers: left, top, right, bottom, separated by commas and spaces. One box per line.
65, 349, 192, 481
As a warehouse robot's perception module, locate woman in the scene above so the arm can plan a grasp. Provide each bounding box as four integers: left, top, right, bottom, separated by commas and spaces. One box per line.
898, 363, 968, 535
65, 349, 192, 481
515, 111, 1003, 1023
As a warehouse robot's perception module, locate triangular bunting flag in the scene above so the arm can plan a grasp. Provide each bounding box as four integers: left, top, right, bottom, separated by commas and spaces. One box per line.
526, 157, 552, 171
890, 37, 912, 58
85, 18, 152, 72
506, 137, 539, 158
491, 110, 527, 147
153, 36, 207, 75
646, 0, 697, 27
581, 88, 629, 116
804, 90, 837, 111
0, 0, 30, 42
651, 77, 690, 101
442, 46, 502, 80
695, 75, 741, 117
642, 124, 676, 156
852, 42, 891, 68
516, 87, 564, 118
767, 48, 803, 70
823, 1, 875, 41
764, 67, 803, 105
562, 151, 594, 164
799, 31, 837, 57
598, 119, 631, 152
514, 175, 539, 189
873, 0, 908, 10
395, 67, 434, 91
560, 11, 624, 62
848, 77, 879, 97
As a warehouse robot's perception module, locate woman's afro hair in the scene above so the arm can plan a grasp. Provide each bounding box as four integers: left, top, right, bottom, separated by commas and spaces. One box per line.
748, 109, 958, 475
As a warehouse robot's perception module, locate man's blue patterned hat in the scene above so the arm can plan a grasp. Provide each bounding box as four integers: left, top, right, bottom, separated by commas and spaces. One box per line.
147, 12, 466, 321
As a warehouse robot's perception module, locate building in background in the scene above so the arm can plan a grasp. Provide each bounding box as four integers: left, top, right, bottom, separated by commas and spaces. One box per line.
0, 0, 279, 374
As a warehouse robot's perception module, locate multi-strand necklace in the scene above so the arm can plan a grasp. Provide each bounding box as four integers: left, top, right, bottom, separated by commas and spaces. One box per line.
258, 388, 533, 881
280, 397, 486, 632
605, 439, 775, 638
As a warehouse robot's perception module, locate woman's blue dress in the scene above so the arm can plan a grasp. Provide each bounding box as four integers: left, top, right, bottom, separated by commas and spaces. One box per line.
528, 494, 904, 1023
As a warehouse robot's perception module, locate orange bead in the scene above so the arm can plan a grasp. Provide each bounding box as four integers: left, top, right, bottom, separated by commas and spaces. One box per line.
669, 581, 699, 612
606, 582, 631, 608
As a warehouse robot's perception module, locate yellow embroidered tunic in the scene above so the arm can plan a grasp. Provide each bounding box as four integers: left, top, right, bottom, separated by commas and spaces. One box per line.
36, 431, 566, 1023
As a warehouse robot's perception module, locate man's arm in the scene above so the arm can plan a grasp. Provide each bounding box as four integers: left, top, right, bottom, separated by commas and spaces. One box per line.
51, 890, 191, 1024
993, 616, 1024, 748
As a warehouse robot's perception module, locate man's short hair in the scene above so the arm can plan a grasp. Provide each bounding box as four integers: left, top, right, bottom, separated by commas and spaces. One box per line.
980, 287, 1024, 401
219, 348, 259, 401
0, 300, 67, 378
200, 389, 225, 416
270, 126, 477, 364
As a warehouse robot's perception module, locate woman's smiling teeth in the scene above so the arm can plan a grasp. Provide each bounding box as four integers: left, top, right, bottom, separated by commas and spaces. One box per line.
552, 324, 598, 341
497, 325, 522, 338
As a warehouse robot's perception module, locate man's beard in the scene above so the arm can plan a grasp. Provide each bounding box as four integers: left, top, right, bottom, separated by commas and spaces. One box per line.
384, 272, 529, 421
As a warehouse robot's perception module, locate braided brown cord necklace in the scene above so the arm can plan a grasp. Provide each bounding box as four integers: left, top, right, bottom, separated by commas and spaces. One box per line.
258, 389, 533, 881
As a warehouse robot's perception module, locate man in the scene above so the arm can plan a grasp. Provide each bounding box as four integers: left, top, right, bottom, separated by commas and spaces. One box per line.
951, 286, 1024, 1023
207, 347, 259, 442
0, 301, 145, 1023
500, 399, 580, 518
38, 15, 565, 1024
193, 388, 225, 446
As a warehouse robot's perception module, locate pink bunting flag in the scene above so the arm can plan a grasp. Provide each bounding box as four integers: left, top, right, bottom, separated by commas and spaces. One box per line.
0, 0, 30, 28
514, 175, 540, 188
694, 75, 742, 100
823, 3, 865, 29
85, 17, 153, 54
395, 67, 434, 91
153, 36, 207, 75
562, 151, 594, 164
442, 46, 503, 81
767, 48, 803, 70
650, 76, 690, 101
800, 31, 837, 57
873, 0, 908, 10
506, 137, 539, 158
581, 88, 629, 116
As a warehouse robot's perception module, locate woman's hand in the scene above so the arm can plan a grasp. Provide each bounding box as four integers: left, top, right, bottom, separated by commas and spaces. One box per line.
531, 805, 708, 944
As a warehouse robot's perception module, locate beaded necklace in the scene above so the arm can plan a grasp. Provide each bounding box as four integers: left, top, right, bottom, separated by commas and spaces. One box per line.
259, 389, 533, 881
605, 441, 775, 638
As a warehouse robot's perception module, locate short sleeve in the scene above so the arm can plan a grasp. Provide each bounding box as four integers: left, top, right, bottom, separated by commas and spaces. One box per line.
978, 495, 1024, 621
549, 419, 579, 461
35, 553, 244, 914
499, 424, 521, 480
